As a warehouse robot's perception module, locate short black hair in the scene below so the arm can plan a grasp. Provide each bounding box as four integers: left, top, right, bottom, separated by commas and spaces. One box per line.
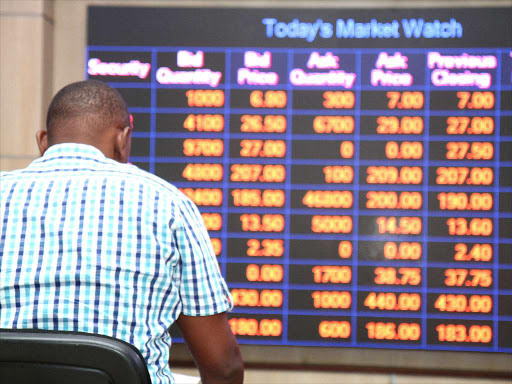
46, 80, 129, 140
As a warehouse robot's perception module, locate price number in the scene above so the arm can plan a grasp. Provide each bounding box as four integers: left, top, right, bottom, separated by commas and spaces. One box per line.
453, 243, 492, 262
436, 167, 493, 185
319, 321, 351, 339
436, 324, 492, 343
241, 115, 286, 133
364, 292, 421, 311
386, 91, 424, 109
376, 116, 424, 134
240, 214, 285, 232
250, 90, 287, 108
374, 267, 421, 286
366, 322, 421, 341
246, 264, 284, 282
446, 116, 494, 135
240, 139, 286, 158
230, 164, 285, 183
444, 268, 492, 287
246, 239, 284, 257
229, 318, 282, 337
446, 218, 493, 236
376, 216, 422, 235
323, 91, 355, 109
457, 91, 494, 109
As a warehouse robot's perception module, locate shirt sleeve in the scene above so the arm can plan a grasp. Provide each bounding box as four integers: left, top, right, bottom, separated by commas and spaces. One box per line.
175, 197, 233, 316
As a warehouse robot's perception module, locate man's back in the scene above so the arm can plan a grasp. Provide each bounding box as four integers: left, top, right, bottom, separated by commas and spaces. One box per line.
0, 143, 233, 384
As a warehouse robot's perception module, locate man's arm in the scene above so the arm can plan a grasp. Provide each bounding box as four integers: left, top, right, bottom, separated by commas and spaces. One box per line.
176, 312, 244, 384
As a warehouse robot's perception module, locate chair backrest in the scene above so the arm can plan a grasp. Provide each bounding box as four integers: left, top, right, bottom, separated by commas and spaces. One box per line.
0, 329, 152, 384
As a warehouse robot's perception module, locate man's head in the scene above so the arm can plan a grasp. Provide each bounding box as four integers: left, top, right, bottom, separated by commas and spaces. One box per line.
36, 80, 132, 163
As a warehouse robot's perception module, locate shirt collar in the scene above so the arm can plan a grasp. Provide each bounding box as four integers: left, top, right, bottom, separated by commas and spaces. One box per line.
39, 143, 108, 162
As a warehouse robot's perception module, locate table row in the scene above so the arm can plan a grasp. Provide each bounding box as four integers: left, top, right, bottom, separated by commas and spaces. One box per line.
87, 49, 512, 88
131, 113, 512, 136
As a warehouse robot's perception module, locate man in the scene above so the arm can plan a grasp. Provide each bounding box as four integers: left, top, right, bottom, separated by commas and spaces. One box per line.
0, 80, 243, 384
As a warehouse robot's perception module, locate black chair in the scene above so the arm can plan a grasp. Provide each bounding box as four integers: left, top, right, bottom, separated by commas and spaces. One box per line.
0, 329, 152, 384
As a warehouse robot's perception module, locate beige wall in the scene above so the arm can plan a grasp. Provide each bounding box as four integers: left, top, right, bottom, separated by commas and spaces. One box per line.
1, 0, 512, 382
0, 0, 54, 171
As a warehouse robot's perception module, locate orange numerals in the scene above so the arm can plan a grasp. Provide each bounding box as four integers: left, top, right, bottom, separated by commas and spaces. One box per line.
434, 294, 492, 313
456, 91, 494, 109
366, 322, 421, 340
436, 167, 493, 185
386, 91, 424, 109
250, 90, 287, 108
183, 114, 224, 132
385, 141, 423, 159
230, 164, 285, 183
231, 289, 283, 308
186, 90, 224, 107
446, 218, 493, 236
383, 242, 422, 260
376, 216, 422, 235
240, 115, 286, 133
182, 164, 223, 181
366, 166, 422, 184
323, 166, 354, 184
340, 141, 354, 158
374, 267, 421, 286
232, 189, 285, 207
229, 318, 282, 337
240, 139, 286, 158
323, 91, 355, 109
454, 243, 492, 262
312, 291, 352, 309
436, 324, 492, 343
319, 321, 351, 339
303, 190, 353, 209
246, 264, 284, 282
446, 116, 494, 135
338, 241, 353, 259
438, 192, 493, 211
364, 292, 421, 311
446, 142, 494, 160
180, 188, 222, 206
444, 268, 492, 287
311, 215, 353, 234
201, 213, 222, 231
240, 214, 285, 232
314, 116, 354, 133
312, 266, 352, 284
376, 116, 424, 134
183, 139, 224, 157
246, 239, 284, 257
210, 238, 222, 256
366, 191, 422, 210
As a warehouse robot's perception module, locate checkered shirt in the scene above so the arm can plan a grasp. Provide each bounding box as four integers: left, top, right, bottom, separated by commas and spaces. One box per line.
0, 143, 233, 384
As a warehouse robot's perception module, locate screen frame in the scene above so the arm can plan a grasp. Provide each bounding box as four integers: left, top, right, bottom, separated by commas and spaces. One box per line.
85, 2, 512, 377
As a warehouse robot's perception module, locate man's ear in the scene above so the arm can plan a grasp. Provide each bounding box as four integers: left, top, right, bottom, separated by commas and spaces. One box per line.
115, 125, 132, 163
35, 130, 49, 156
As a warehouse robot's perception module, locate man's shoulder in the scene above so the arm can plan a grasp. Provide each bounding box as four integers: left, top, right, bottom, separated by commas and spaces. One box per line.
110, 163, 188, 202
1, 160, 190, 208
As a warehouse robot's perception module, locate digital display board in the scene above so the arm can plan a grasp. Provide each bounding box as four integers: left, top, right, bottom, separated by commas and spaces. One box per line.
87, 7, 512, 353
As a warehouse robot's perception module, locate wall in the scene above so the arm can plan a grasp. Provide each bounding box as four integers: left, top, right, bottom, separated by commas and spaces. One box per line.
0, 0, 53, 171
1, 0, 512, 383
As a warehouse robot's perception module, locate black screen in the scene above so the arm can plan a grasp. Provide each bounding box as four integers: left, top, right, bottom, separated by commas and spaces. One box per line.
87, 6, 512, 352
